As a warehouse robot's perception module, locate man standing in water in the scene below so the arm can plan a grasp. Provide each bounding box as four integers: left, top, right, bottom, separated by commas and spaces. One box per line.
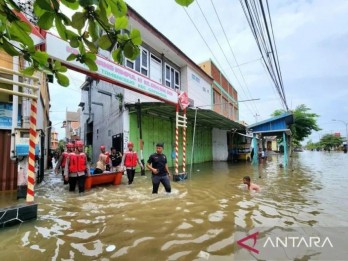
242, 176, 260, 192
146, 143, 171, 194
121, 141, 144, 184
64, 140, 90, 193
55, 142, 74, 184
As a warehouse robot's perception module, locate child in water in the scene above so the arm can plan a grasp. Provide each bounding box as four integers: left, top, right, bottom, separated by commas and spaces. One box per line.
242, 176, 261, 192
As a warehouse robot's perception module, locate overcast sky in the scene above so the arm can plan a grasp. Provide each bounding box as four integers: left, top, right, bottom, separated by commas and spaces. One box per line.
49, 0, 348, 143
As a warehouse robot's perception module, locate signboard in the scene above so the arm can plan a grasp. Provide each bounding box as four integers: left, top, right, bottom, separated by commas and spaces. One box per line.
46, 33, 178, 104
0, 102, 21, 129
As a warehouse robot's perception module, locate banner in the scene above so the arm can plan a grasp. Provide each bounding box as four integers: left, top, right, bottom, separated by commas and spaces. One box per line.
0, 102, 21, 129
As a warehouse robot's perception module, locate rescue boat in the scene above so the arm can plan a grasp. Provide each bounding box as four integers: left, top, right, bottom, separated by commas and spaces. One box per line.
85, 171, 123, 190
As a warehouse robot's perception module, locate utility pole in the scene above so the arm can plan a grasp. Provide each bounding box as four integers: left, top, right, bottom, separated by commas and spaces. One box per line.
137, 99, 145, 175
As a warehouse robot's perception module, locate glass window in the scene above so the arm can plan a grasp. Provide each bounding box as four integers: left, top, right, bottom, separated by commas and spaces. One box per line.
165, 65, 170, 79
142, 49, 148, 67
135, 56, 141, 72
125, 46, 148, 76
126, 60, 134, 69
165, 63, 180, 90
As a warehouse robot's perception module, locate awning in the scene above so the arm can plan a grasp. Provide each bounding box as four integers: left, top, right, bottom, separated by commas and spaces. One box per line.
126, 102, 246, 130
252, 129, 292, 136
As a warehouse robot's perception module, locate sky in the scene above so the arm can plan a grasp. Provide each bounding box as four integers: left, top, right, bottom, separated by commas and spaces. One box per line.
49, 0, 348, 143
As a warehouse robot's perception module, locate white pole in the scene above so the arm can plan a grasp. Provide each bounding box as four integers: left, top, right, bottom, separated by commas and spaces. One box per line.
10, 57, 19, 160
189, 107, 198, 179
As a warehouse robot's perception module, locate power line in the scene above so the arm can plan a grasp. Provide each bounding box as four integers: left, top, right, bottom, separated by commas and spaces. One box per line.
208, 0, 260, 116
183, 4, 256, 118
239, 0, 289, 110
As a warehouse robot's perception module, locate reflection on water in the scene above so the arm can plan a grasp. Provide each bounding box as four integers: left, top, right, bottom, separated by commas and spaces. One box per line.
1, 151, 348, 260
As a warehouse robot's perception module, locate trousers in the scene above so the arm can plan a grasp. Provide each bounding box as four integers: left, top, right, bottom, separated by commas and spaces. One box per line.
152, 175, 171, 194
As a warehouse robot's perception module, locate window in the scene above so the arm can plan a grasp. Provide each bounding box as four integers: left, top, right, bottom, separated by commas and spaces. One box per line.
125, 47, 149, 77
213, 90, 221, 104
165, 63, 180, 89
150, 54, 162, 83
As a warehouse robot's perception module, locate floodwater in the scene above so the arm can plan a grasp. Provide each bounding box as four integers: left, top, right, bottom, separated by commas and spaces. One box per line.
1, 151, 348, 260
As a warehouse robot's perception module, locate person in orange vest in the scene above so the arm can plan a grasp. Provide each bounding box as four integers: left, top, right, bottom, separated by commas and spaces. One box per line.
55, 142, 74, 184
121, 141, 144, 184
64, 140, 90, 193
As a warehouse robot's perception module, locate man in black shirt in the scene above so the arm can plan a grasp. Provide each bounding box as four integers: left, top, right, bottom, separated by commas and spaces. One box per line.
110, 147, 122, 172
146, 143, 171, 194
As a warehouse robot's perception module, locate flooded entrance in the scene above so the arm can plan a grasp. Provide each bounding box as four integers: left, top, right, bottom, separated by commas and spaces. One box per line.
1, 151, 348, 260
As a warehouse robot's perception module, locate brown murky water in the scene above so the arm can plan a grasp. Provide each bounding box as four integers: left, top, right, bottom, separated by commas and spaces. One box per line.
1, 151, 348, 260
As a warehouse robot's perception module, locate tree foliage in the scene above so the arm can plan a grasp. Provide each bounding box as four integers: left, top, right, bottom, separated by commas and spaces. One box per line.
320, 134, 343, 149
0, 0, 193, 87
272, 104, 321, 144
57, 139, 66, 152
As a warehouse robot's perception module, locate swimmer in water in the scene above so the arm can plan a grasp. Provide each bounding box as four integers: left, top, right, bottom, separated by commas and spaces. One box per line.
243, 176, 260, 192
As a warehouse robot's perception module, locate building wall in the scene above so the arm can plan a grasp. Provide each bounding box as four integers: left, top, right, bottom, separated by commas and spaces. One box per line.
129, 113, 212, 171
0, 52, 50, 189
212, 128, 228, 161
79, 81, 125, 162
51, 131, 58, 150
184, 66, 212, 108
199, 60, 239, 121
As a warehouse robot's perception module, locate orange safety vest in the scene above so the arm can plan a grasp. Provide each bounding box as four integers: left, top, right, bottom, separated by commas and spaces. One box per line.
61, 152, 69, 167
124, 151, 138, 167
69, 153, 87, 173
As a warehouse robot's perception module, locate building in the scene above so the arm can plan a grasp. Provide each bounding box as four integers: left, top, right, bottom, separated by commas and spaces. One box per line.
0, 51, 51, 191
79, 5, 244, 167
62, 109, 81, 142
199, 60, 239, 121
50, 130, 59, 150
199, 60, 243, 160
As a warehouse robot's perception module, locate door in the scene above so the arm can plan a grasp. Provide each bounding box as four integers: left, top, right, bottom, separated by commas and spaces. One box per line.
112, 133, 123, 154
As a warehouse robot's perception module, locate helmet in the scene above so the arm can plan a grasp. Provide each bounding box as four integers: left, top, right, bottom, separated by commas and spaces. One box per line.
100, 145, 106, 150
127, 141, 134, 148
75, 140, 84, 148
66, 142, 74, 149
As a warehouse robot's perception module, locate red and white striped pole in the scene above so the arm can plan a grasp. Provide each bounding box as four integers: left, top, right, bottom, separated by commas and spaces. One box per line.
182, 109, 186, 173
26, 98, 37, 202
175, 103, 179, 175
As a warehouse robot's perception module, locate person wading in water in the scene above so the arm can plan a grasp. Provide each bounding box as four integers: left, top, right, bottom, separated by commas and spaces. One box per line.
146, 143, 171, 194
121, 141, 144, 184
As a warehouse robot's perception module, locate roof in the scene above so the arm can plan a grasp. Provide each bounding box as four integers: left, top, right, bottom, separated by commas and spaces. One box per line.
247, 112, 293, 136
126, 102, 246, 130
127, 5, 214, 84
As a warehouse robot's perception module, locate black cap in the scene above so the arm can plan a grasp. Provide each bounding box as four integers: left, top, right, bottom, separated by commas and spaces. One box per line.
156, 143, 164, 147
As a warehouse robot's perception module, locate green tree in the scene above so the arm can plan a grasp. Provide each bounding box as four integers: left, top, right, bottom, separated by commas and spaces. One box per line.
0, 0, 193, 86
320, 134, 343, 150
57, 139, 66, 152
272, 104, 321, 145
305, 139, 321, 150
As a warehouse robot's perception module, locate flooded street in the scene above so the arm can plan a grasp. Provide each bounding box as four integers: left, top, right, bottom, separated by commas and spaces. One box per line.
1, 151, 348, 260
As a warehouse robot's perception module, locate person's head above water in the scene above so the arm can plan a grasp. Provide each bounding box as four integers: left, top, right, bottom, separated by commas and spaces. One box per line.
243, 176, 251, 185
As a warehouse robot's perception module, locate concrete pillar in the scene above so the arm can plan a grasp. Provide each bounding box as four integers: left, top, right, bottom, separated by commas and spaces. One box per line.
283, 132, 288, 166
252, 133, 258, 165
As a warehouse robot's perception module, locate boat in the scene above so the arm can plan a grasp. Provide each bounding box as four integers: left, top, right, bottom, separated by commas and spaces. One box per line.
85, 171, 123, 190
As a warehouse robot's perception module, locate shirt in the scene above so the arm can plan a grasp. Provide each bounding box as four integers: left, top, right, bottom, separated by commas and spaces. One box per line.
110, 152, 122, 167
147, 153, 167, 176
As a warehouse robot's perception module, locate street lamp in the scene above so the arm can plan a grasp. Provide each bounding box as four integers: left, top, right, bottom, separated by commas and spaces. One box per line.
332, 119, 348, 152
